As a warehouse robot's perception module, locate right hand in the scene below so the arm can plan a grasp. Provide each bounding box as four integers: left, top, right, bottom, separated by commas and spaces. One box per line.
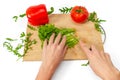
79, 41, 120, 80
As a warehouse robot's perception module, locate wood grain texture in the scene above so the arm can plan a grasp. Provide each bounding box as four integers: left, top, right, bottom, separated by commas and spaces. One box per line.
23, 14, 103, 61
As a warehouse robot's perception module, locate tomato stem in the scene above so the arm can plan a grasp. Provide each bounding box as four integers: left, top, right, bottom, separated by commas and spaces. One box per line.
76, 9, 83, 13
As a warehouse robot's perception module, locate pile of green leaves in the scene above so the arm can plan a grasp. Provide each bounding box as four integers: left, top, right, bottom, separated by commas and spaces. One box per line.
38, 24, 79, 48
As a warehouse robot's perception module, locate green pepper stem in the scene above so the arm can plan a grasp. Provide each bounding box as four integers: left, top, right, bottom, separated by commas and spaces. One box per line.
47, 7, 54, 14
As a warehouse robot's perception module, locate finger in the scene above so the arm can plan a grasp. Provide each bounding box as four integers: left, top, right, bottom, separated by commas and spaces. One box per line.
79, 41, 92, 58
54, 33, 62, 45
63, 45, 68, 55
105, 53, 114, 66
43, 39, 47, 50
61, 45, 68, 58
49, 33, 55, 45
59, 35, 66, 48
42, 39, 47, 56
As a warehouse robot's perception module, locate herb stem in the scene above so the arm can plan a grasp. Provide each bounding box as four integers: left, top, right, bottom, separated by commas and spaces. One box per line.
47, 7, 54, 14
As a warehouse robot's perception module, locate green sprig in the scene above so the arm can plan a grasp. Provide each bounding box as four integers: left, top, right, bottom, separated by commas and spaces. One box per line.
59, 7, 73, 13
81, 61, 89, 66
3, 32, 37, 59
27, 25, 37, 31
88, 12, 106, 34
48, 7, 54, 14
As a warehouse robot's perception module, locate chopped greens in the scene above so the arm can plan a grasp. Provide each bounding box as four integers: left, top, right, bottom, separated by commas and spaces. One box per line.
13, 13, 26, 22
3, 32, 37, 59
59, 7, 73, 13
88, 12, 106, 34
38, 24, 79, 48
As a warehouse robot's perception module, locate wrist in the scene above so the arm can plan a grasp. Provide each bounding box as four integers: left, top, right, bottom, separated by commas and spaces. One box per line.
104, 68, 120, 80
36, 63, 55, 80
41, 63, 56, 73
41, 62, 58, 72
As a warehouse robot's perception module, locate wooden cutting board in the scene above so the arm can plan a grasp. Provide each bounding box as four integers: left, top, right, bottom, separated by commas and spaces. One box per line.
23, 14, 104, 61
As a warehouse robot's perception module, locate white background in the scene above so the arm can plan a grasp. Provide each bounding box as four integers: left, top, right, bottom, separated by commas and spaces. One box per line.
0, 0, 120, 80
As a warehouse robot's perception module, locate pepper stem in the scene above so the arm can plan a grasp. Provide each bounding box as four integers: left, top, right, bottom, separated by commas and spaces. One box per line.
47, 7, 54, 14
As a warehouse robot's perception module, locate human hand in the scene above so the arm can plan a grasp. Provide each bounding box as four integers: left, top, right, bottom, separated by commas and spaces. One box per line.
80, 41, 120, 80
42, 33, 67, 70
36, 33, 67, 80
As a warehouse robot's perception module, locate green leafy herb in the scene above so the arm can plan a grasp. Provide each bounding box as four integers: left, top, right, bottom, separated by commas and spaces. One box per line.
38, 24, 78, 48
27, 24, 37, 31
20, 32, 26, 38
13, 13, 26, 22
23, 33, 37, 56
95, 23, 103, 34
3, 32, 37, 59
48, 7, 54, 14
3, 41, 23, 57
13, 16, 18, 22
6, 38, 17, 41
59, 7, 73, 13
88, 12, 106, 34
81, 61, 89, 66
19, 13, 26, 18
3, 42, 13, 52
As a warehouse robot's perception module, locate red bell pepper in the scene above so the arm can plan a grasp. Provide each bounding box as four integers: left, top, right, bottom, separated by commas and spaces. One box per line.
26, 4, 51, 26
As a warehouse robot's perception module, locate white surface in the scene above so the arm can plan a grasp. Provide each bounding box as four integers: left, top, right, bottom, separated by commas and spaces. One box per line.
0, 0, 120, 80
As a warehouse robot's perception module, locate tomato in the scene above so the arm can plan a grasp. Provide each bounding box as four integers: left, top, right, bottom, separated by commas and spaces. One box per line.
70, 6, 89, 23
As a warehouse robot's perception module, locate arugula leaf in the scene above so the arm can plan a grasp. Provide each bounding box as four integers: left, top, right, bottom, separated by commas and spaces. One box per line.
3, 32, 37, 59
20, 32, 26, 38
23, 33, 37, 56
38, 24, 78, 48
81, 61, 89, 66
88, 12, 106, 34
59, 7, 73, 13
6, 38, 17, 41
13, 13, 26, 22
19, 13, 26, 18
47, 7, 54, 14
13, 16, 18, 22
3, 42, 13, 52
27, 24, 37, 31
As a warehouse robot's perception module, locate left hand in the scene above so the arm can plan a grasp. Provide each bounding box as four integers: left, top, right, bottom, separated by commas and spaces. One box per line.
42, 33, 67, 72
36, 33, 67, 80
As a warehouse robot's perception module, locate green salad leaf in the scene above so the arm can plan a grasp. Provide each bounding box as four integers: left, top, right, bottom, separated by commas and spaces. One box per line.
38, 24, 79, 48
